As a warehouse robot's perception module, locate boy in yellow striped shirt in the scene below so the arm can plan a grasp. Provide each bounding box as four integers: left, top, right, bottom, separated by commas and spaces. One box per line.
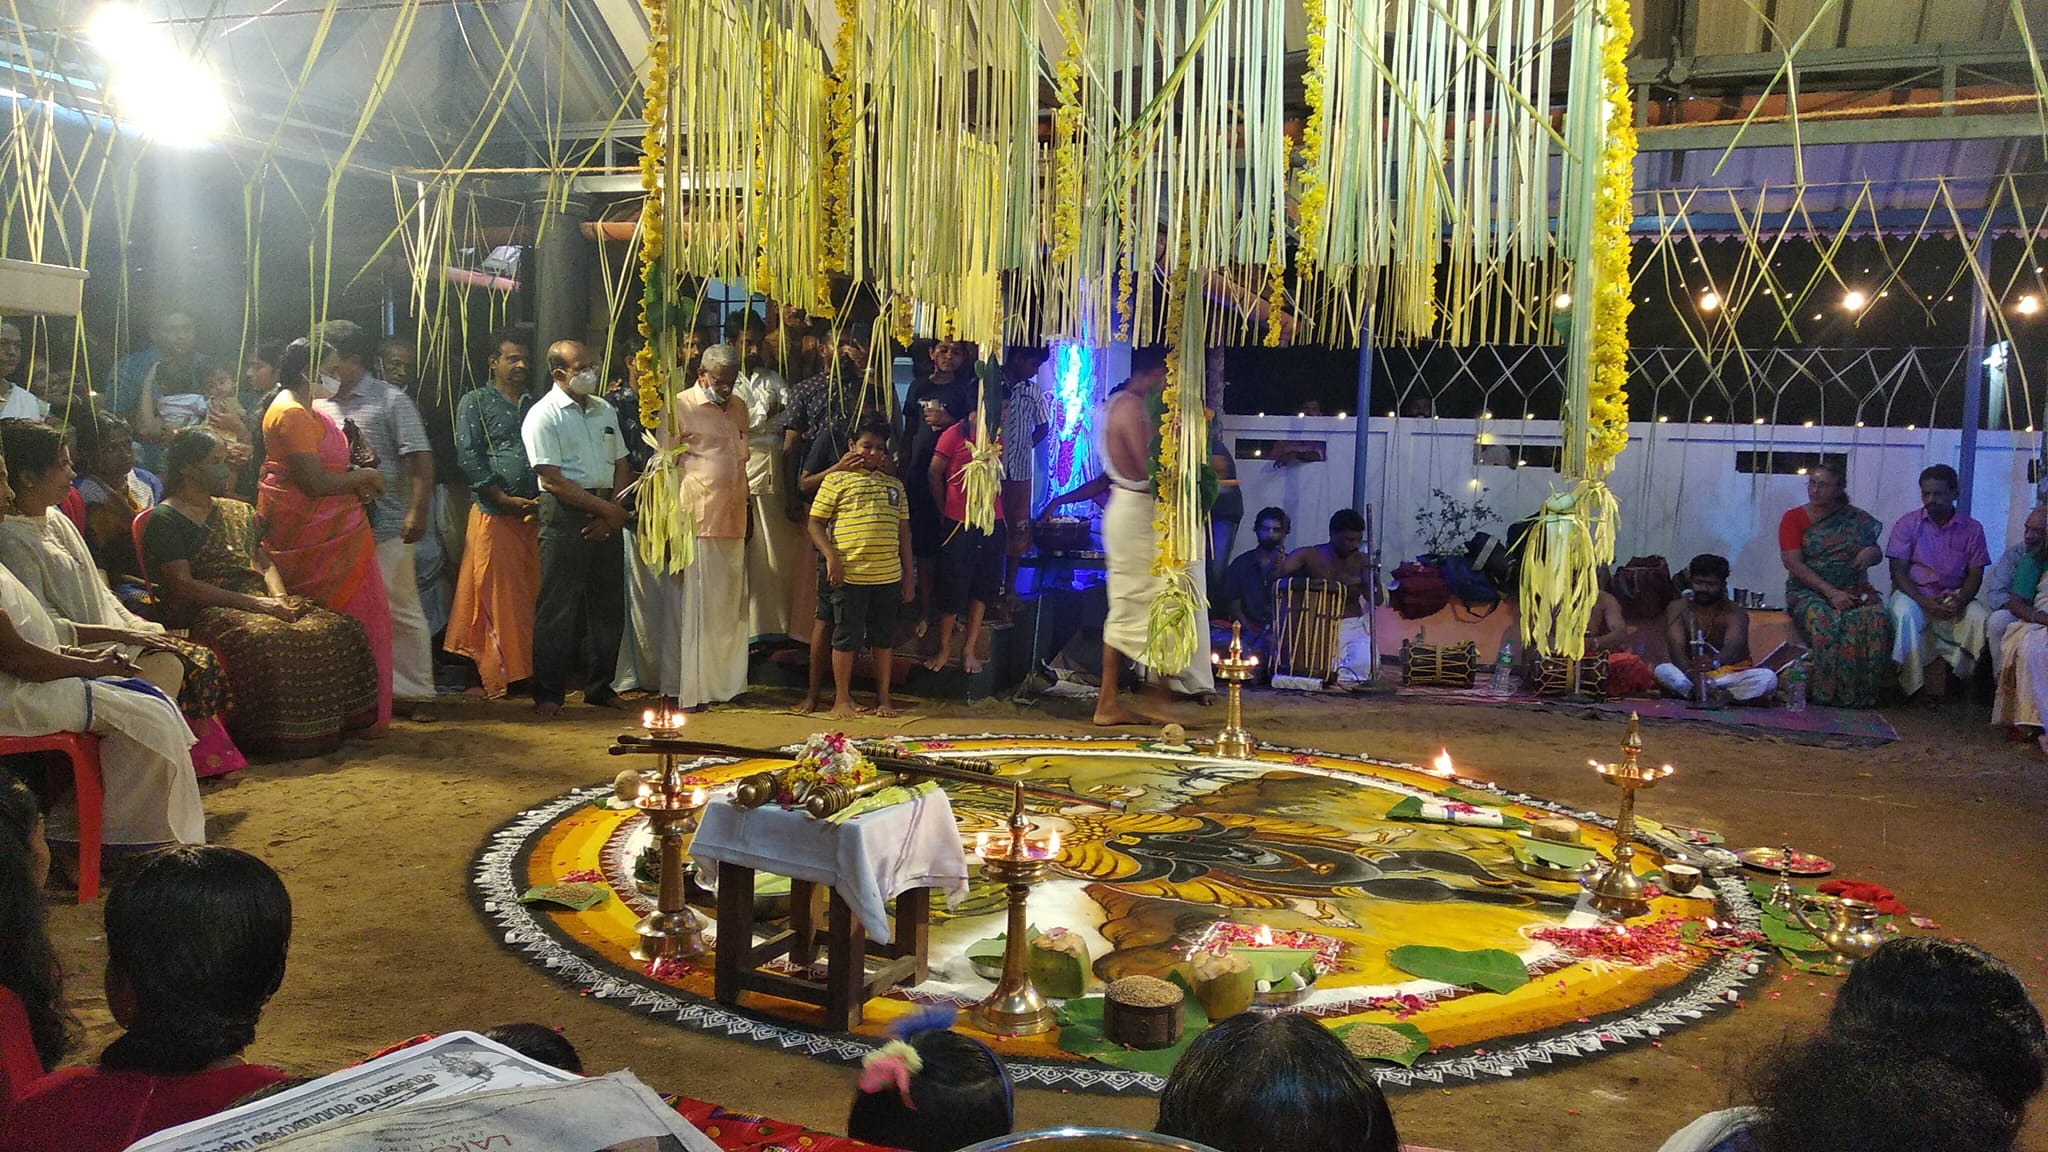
807, 418, 914, 717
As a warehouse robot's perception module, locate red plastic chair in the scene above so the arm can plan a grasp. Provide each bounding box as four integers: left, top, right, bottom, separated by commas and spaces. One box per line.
0, 732, 105, 902
130, 504, 156, 595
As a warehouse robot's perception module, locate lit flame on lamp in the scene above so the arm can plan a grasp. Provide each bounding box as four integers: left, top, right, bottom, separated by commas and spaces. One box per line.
976, 828, 1062, 861
1432, 749, 1456, 778
642, 705, 685, 734
1253, 924, 1276, 947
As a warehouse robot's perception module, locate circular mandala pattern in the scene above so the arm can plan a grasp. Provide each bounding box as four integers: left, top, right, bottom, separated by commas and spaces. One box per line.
472, 735, 1766, 1095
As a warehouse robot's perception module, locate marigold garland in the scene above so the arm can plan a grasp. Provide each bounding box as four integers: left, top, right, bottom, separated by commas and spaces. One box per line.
632, 0, 670, 434
814, 0, 860, 318
1264, 134, 1294, 347
1586, 0, 1636, 477
1292, 0, 1329, 282
1142, 252, 1202, 675
1049, 0, 1084, 271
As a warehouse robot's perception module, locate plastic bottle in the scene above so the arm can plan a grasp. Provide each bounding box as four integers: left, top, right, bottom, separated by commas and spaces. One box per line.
1784, 661, 1807, 712
1490, 643, 1514, 696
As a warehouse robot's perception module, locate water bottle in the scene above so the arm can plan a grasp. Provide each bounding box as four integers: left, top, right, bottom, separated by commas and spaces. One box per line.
1784, 661, 1807, 712
1490, 643, 1514, 696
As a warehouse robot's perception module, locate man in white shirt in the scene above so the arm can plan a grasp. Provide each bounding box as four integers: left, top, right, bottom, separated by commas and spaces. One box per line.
728, 314, 796, 644
0, 322, 50, 422
521, 339, 633, 716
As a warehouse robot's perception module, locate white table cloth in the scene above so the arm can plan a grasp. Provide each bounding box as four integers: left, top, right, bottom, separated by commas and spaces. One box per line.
690, 789, 970, 945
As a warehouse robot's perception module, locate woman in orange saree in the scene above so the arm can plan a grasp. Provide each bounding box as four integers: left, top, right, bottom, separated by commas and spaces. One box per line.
256, 340, 393, 728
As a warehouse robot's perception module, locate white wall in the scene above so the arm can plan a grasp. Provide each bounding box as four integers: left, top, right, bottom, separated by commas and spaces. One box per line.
1216, 414, 2038, 597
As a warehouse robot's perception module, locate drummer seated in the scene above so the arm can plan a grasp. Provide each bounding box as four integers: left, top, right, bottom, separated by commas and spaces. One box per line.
1275, 509, 1374, 685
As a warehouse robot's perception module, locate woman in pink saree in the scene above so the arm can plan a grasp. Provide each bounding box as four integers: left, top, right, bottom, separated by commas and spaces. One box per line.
256, 339, 392, 728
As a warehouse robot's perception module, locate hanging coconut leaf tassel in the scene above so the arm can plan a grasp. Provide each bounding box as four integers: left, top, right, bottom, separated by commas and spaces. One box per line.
635, 443, 699, 576
1515, 481, 1615, 662
960, 372, 1002, 536
1143, 568, 1203, 676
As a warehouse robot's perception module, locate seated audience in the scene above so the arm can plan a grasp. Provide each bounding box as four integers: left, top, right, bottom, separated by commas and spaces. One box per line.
1656, 937, 2045, 1152
0, 420, 238, 766
1275, 508, 1375, 684
1886, 463, 1989, 703
1156, 1013, 1401, 1152
1, 774, 78, 1108
483, 1022, 583, 1075
0, 845, 294, 1152
1993, 504, 2048, 751
1779, 462, 1890, 707
846, 1010, 1012, 1152
1221, 506, 1291, 651
1981, 503, 2039, 664
1654, 554, 1777, 705
0, 442, 203, 852
143, 429, 380, 757
70, 412, 162, 613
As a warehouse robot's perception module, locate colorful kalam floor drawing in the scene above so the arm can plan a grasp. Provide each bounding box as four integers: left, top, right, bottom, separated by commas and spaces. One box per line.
473, 735, 1768, 1095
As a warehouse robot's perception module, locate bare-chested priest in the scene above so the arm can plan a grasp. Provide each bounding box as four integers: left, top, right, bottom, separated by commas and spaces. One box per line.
1652, 553, 1778, 705
1094, 347, 1215, 726
1275, 508, 1375, 683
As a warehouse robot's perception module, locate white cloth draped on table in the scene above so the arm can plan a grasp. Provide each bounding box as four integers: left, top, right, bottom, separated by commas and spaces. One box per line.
0, 566, 203, 845
690, 789, 970, 945
1991, 577, 2048, 728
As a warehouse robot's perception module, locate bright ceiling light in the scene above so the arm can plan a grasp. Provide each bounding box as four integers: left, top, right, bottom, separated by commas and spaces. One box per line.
1698, 290, 1721, 312
1552, 292, 1571, 310
1843, 290, 1868, 312
2018, 294, 2041, 316
88, 3, 230, 147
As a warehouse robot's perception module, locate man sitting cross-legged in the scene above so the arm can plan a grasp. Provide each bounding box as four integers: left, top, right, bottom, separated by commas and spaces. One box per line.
1653, 554, 1778, 706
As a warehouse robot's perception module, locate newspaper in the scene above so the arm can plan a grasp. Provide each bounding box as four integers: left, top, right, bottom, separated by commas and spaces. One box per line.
127, 1032, 716, 1152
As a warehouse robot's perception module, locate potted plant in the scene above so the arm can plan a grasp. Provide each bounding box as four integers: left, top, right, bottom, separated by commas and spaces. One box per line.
1413, 487, 1496, 564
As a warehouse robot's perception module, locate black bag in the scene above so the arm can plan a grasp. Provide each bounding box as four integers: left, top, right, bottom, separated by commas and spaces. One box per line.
1438, 553, 1500, 605
1464, 530, 1521, 593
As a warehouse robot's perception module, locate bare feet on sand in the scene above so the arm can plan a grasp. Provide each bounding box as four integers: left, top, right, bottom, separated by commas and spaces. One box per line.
791, 697, 819, 715
963, 654, 984, 674
873, 704, 902, 718
596, 695, 637, 711
534, 701, 563, 718
1092, 703, 1147, 727
923, 652, 952, 672
826, 702, 867, 719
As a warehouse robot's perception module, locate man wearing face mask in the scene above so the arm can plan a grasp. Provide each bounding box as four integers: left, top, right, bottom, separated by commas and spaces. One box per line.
1885, 464, 1990, 703
655, 342, 752, 708
1653, 554, 1777, 705
521, 340, 632, 716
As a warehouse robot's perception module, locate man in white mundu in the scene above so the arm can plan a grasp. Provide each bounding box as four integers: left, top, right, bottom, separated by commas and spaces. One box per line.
1094, 346, 1213, 727
662, 344, 752, 708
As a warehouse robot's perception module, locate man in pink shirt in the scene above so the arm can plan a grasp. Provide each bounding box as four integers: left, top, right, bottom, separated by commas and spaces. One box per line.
926, 402, 1004, 674
663, 343, 752, 708
1885, 463, 1990, 701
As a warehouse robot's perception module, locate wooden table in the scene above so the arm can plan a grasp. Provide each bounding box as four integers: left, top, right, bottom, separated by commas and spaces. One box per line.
711, 866, 930, 1031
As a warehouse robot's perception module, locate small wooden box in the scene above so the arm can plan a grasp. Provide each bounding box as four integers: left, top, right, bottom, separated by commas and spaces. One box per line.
1102, 977, 1184, 1049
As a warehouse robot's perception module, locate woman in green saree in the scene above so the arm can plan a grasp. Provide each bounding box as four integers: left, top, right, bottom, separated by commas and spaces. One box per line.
1780, 463, 1892, 708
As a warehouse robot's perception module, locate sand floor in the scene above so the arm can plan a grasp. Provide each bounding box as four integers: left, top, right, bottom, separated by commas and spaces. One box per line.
37, 688, 2048, 1152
